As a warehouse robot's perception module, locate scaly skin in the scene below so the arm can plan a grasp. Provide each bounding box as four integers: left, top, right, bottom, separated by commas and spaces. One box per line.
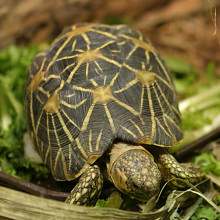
65, 143, 205, 205
155, 149, 205, 188
65, 165, 103, 206
109, 148, 161, 202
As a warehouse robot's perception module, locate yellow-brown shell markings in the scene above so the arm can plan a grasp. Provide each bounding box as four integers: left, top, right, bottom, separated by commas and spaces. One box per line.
25, 24, 183, 182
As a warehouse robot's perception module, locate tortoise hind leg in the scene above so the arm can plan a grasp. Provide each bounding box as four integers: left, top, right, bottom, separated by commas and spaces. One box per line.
155, 150, 205, 188
65, 165, 103, 206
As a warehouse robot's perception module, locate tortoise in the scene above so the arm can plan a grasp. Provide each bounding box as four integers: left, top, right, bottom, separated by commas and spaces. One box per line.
25, 23, 205, 206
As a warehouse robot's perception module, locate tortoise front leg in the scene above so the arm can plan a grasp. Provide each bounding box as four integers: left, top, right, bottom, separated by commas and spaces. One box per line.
155, 150, 205, 188
65, 165, 103, 206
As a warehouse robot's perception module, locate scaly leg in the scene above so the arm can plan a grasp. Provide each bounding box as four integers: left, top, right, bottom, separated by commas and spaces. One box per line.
65, 165, 103, 206
155, 150, 205, 188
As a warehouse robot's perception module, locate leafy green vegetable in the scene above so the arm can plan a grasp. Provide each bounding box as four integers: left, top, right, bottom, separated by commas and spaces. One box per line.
191, 203, 219, 220
195, 152, 220, 176
0, 44, 49, 181
95, 192, 123, 209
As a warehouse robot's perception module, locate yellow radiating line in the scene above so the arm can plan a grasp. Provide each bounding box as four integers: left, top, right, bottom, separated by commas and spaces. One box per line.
60, 98, 87, 109
64, 93, 75, 98
113, 98, 139, 116
90, 79, 98, 87
123, 63, 136, 72
54, 148, 62, 173
72, 85, 92, 93
75, 138, 88, 159
129, 119, 144, 136
36, 51, 47, 58
81, 103, 95, 131
126, 45, 137, 60
51, 114, 63, 172
154, 55, 172, 84
123, 64, 171, 94
56, 54, 78, 62
110, 72, 120, 86
155, 81, 179, 122
30, 92, 35, 134
29, 58, 47, 134
72, 39, 77, 51
146, 85, 156, 140
114, 78, 138, 94
52, 25, 92, 50
89, 130, 93, 153
94, 60, 103, 74
111, 50, 121, 53
141, 62, 146, 70
75, 49, 84, 53
104, 104, 116, 133
86, 62, 89, 80
68, 144, 72, 171
47, 37, 72, 71
37, 87, 50, 97
43, 74, 60, 82
138, 115, 145, 126
97, 40, 115, 50
36, 94, 44, 105
138, 31, 143, 41
61, 109, 80, 130
139, 85, 145, 115
67, 40, 116, 82
155, 117, 172, 139
91, 29, 117, 40
94, 67, 101, 77
35, 110, 44, 137
115, 24, 126, 30
172, 105, 181, 119
103, 75, 107, 86
118, 40, 127, 46
164, 114, 182, 133
152, 84, 176, 141
145, 50, 150, 64
82, 33, 90, 47
101, 56, 122, 68
155, 74, 173, 91
121, 125, 137, 139
119, 34, 172, 84
60, 63, 76, 75
57, 111, 74, 142
58, 79, 65, 90
44, 114, 51, 165
95, 130, 103, 151
67, 62, 82, 83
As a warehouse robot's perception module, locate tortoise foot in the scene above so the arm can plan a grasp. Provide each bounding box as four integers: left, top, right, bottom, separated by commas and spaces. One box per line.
65, 165, 103, 206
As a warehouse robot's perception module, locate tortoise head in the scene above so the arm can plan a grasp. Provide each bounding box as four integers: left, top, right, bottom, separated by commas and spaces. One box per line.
107, 143, 161, 202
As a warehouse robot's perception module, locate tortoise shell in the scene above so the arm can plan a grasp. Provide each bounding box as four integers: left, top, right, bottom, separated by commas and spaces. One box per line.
25, 24, 183, 181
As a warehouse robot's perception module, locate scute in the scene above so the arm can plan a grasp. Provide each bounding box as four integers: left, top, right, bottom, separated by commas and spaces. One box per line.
25, 23, 182, 181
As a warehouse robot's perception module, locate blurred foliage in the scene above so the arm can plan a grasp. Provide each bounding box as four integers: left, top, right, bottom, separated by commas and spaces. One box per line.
0, 44, 49, 181
165, 56, 220, 152
191, 202, 220, 220
195, 152, 220, 176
